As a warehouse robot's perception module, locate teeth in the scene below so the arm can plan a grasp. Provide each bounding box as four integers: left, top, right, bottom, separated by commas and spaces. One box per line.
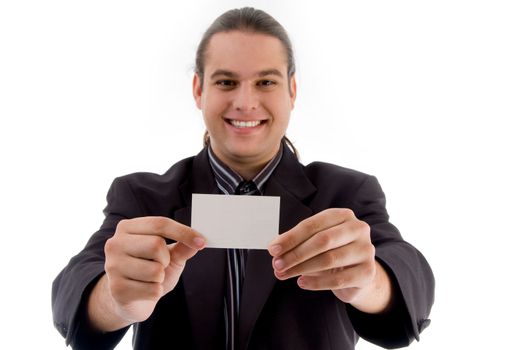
230, 120, 262, 128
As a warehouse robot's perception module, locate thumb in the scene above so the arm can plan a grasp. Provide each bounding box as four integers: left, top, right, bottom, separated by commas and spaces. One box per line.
161, 242, 201, 295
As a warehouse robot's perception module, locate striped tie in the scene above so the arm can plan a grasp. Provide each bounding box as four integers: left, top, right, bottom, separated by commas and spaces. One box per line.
226, 181, 260, 349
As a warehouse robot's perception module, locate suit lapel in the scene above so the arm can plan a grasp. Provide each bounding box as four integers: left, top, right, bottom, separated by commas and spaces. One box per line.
176, 149, 227, 350
238, 147, 317, 350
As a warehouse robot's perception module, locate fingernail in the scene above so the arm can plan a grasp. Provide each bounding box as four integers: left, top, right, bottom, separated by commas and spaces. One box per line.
274, 258, 284, 270
193, 237, 205, 247
297, 277, 306, 288
269, 244, 282, 255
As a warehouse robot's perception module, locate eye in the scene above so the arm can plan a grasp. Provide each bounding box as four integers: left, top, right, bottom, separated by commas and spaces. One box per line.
215, 80, 237, 89
257, 80, 276, 88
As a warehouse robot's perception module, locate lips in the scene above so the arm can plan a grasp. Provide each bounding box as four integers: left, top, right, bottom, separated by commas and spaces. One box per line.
227, 119, 266, 128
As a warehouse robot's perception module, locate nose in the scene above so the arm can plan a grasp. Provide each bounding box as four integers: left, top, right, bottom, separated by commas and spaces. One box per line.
232, 83, 258, 111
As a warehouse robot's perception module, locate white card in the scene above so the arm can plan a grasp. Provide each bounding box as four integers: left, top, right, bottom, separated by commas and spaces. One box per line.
191, 193, 280, 249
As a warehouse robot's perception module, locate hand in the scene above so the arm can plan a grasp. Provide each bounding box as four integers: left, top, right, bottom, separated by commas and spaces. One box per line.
268, 208, 392, 313
89, 216, 206, 330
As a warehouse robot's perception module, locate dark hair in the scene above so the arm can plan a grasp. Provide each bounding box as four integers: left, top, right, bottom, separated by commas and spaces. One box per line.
195, 7, 296, 88
196, 7, 298, 157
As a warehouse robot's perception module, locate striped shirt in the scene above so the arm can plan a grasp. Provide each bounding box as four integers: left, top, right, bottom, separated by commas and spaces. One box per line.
207, 145, 283, 196
207, 144, 283, 350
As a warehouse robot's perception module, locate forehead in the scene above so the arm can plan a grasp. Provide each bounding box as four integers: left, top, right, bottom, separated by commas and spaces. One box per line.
204, 31, 288, 76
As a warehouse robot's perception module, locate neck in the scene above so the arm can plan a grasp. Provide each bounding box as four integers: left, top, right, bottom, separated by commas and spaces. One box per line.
219, 155, 269, 180
209, 143, 281, 181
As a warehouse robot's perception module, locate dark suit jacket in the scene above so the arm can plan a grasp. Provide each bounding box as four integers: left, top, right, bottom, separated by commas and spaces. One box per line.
52, 145, 434, 350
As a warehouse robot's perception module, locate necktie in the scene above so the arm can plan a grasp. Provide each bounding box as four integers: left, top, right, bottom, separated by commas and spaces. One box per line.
235, 181, 260, 195
226, 181, 260, 350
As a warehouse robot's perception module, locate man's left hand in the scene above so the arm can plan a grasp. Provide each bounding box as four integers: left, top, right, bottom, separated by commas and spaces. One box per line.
268, 208, 392, 313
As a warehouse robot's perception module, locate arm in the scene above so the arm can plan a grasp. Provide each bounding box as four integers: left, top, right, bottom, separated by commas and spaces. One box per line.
52, 177, 206, 348
268, 175, 434, 347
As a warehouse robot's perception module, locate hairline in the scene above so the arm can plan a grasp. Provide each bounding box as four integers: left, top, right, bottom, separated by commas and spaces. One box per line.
209, 68, 285, 80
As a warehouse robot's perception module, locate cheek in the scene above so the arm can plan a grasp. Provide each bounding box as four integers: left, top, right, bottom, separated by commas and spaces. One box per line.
202, 94, 229, 118
267, 98, 292, 125
203, 92, 228, 111
203, 102, 234, 137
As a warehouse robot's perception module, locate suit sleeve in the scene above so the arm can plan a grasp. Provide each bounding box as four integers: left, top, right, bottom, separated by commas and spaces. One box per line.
51, 176, 144, 349
346, 175, 435, 349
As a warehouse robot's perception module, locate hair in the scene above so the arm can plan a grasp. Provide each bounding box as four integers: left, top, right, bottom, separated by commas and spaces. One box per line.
195, 7, 298, 157
195, 7, 296, 88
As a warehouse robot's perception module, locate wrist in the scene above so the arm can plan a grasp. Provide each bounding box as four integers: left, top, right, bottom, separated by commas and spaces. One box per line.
335, 260, 393, 314
87, 274, 132, 332
358, 260, 393, 313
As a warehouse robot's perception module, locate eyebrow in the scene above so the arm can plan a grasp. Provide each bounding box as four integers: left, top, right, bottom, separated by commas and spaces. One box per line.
210, 68, 284, 79
258, 69, 284, 78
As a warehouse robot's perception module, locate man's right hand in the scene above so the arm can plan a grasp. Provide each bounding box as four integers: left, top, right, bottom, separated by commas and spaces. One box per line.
88, 216, 206, 332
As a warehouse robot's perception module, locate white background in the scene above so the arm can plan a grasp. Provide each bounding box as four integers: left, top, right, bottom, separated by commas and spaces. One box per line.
1, 1, 525, 349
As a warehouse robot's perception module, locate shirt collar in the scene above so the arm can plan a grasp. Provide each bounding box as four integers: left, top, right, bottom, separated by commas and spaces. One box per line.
207, 142, 283, 195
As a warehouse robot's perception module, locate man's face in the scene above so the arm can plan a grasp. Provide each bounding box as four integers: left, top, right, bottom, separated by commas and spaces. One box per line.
193, 31, 296, 170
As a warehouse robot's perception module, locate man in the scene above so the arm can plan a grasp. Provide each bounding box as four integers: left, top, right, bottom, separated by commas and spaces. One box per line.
52, 7, 434, 349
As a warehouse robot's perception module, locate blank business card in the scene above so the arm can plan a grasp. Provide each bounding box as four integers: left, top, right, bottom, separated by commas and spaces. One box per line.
191, 193, 280, 249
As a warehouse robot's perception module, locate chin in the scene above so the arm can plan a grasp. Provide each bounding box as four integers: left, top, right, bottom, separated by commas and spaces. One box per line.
230, 148, 260, 161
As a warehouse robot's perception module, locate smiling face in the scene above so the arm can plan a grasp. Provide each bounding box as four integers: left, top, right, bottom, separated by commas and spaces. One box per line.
193, 31, 296, 177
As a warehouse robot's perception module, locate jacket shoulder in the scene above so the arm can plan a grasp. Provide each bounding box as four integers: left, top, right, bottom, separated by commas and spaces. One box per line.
301, 161, 386, 214
304, 161, 373, 190
118, 156, 194, 189
107, 156, 196, 217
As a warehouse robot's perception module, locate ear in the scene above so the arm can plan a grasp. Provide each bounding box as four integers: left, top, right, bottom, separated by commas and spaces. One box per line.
289, 74, 297, 110
192, 73, 203, 110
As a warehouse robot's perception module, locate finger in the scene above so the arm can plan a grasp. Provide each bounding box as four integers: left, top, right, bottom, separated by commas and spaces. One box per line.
297, 263, 375, 291
117, 217, 206, 249
268, 208, 353, 256
108, 277, 164, 304
110, 234, 171, 267
161, 242, 200, 292
275, 242, 374, 280
167, 242, 200, 269
272, 223, 357, 273
110, 255, 166, 283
